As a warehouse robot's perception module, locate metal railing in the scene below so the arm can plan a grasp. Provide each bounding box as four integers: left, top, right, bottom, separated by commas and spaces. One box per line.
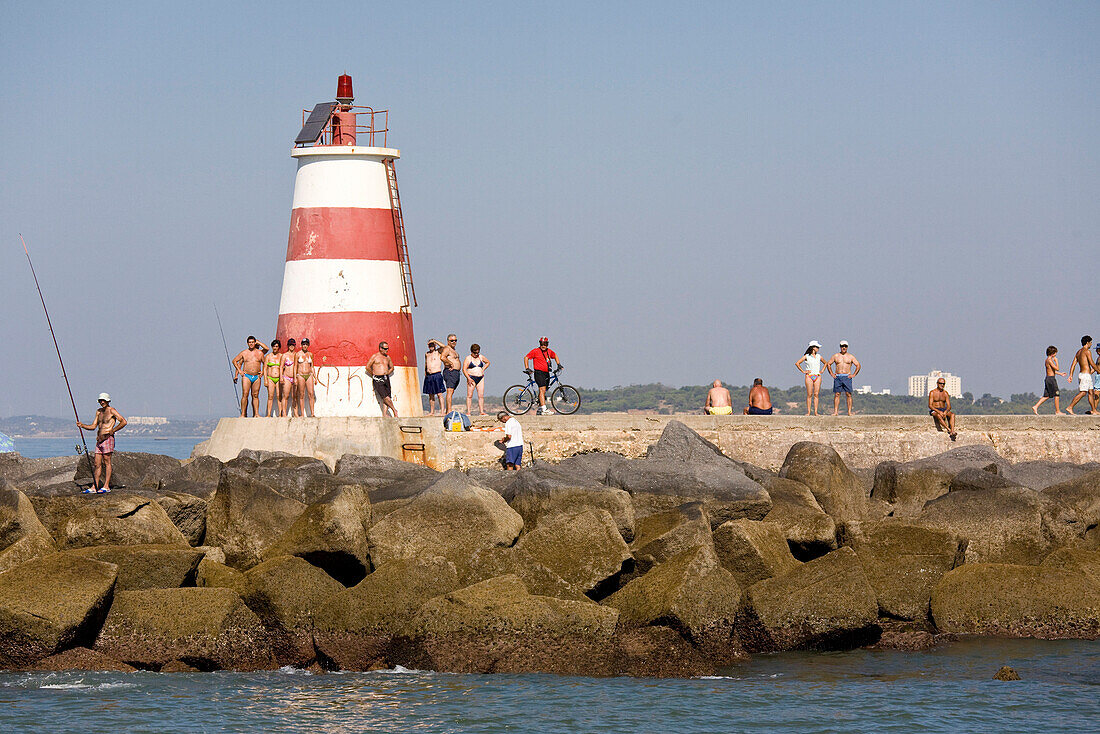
296, 105, 389, 147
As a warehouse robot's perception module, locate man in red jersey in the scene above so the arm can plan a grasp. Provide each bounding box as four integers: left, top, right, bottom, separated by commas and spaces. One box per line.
523, 337, 564, 415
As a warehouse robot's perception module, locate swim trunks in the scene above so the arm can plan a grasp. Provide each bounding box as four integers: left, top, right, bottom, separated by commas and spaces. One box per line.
372, 375, 391, 400
833, 375, 852, 394
747, 406, 774, 415
504, 445, 524, 467
443, 368, 461, 390
243, 373, 260, 384
1043, 375, 1059, 398
423, 371, 445, 395
1080, 374, 1092, 393
95, 435, 115, 455
705, 406, 733, 415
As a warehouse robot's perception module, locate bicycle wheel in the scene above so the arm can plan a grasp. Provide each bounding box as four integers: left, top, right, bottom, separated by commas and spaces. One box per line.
551, 384, 581, 414
503, 385, 536, 415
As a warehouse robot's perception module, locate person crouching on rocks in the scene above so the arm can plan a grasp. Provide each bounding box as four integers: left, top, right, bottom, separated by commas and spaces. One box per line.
497, 410, 524, 470
76, 393, 127, 493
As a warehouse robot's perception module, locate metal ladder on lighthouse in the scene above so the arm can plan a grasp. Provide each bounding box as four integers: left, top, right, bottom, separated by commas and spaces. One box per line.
384, 158, 417, 310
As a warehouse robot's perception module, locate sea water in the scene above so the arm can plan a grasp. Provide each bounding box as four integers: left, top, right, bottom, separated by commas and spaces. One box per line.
1, 639, 1097, 733
10, 436, 201, 461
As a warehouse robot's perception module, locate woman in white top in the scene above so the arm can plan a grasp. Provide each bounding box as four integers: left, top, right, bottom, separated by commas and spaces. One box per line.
462, 343, 491, 416
796, 341, 825, 416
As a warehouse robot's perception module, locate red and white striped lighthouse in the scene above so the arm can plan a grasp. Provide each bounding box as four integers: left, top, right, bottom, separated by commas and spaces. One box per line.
275, 74, 421, 416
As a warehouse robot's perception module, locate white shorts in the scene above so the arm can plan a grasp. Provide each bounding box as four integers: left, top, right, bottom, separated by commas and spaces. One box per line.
1081, 374, 1094, 392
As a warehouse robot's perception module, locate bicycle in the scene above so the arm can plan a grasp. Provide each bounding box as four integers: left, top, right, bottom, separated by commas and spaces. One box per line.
503, 367, 582, 415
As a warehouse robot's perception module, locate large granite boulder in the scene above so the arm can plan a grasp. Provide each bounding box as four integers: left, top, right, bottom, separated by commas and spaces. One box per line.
516, 508, 633, 599
737, 546, 880, 652
713, 519, 800, 588
841, 521, 962, 621
264, 483, 371, 586
1041, 547, 1100, 588
2, 454, 80, 493
931, 563, 1100, 638
916, 486, 1080, 565
1042, 469, 1100, 527
0, 482, 57, 574
630, 502, 713, 570
334, 455, 440, 517
368, 469, 522, 571
553, 451, 628, 485
871, 445, 1010, 517
948, 467, 1026, 493
397, 575, 620, 674
0, 553, 118, 667
74, 452, 182, 490
1007, 461, 1100, 491
65, 544, 204, 590
152, 491, 206, 546
604, 544, 742, 654
31, 493, 189, 550
156, 455, 223, 498
23, 646, 136, 672
760, 476, 837, 560
95, 587, 275, 670
314, 557, 460, 670
504, 464, 635, 541
779, 442, 866, 524
461, 546, 588, 602
249, 456, 334, 505
195, 557, 247, 594
204, 470, 305, 570
464, 467, 519, 496
240, 555, 345, 665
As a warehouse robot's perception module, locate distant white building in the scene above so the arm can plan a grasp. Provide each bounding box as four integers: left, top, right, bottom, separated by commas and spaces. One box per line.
856, 386, 873, 395
908, 371, 962, 399
127, 416, 168, 425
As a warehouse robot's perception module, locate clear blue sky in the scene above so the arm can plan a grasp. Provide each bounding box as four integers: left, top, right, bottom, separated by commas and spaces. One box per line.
2, 1, 1098, 417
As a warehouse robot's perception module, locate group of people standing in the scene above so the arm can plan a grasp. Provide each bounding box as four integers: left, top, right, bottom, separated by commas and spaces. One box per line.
232, 336, 316, 418
421, 334, 492, 416
1033, 335, 1100, 415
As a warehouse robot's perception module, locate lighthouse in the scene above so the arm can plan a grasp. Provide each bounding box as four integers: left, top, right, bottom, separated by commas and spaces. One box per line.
275, 74, 421, 417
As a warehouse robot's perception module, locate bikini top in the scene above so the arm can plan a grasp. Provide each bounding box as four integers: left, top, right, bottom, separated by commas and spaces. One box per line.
266, 356, 280, 367
298, 353, 312, 363
470, 358, 484, 369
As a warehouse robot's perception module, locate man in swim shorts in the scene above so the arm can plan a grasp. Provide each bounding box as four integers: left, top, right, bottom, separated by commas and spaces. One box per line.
366, 341, 398, 417
232, 335, 268, 417
440, 333, 461, 413
1066, 335, 1096, 415
743, 378, 774, 415
704, 380, 733, 415
497, 410, 524, 470
928, 378, 957, 441
1032, 346, 1066, 414
76, 393, 127, 492
423, 339, 445, 415
827, 341, 861, 416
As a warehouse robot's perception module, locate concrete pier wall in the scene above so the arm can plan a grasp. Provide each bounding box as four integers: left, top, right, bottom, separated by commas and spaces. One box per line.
194, 414, 1100, 471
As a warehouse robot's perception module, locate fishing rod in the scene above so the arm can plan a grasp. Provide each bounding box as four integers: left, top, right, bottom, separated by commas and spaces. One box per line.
213, 303, 240, 405
19, 234, 96, 481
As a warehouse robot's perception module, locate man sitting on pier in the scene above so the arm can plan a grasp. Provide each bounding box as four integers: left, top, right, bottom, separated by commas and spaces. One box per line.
705, 380, 733, 415
928, 378, 957, 441
743, 378, 774, 415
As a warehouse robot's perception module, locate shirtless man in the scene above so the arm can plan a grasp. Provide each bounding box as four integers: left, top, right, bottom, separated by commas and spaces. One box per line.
743, 378, 774, 415
423, 339, 445, 415
1032, 346, 1066, 414
440, 334, 461, 413
928, 378, 957, 441
366, 341, 398, 417
232, 335, 268, 417
1066, 335, 1096, 415
76, 393, 127, 492
295, 338, 316, 417
827, 341, 862, 416
704, 380, 732, 415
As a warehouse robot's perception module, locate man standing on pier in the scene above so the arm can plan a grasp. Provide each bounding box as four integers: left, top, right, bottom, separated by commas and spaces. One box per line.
1066, 335, 1096, 415
366, 341, 399, 418
232, 336, 268, 417
440, 334, 461, 413
524, 337, 563, 415
76, 393, 127, 492
828, 341, 861, 416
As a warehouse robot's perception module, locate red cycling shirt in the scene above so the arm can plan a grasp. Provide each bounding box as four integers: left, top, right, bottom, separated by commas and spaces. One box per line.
525, 347, 557, 372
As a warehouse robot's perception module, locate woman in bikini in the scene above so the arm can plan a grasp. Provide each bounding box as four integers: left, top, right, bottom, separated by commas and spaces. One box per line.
295, 337, 316, 417
264, 339, 283, 417
462, 343, 491, 416
796, 341, 825, 416
281, 338, 298, 417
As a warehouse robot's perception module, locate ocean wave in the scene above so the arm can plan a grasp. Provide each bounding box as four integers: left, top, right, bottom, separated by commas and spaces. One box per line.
39, 681, 135, 690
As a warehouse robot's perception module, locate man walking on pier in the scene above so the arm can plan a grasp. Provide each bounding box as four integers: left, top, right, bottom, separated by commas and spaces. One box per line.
1066, 335, 1096, 415
828, 341, 861, 416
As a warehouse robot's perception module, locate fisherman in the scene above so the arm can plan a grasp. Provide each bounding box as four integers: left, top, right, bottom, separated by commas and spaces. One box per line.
743, 378, 774, 415
704, 380, 733, 415
928, 377, 957, 441
232, 335, 268, 417
497, 410, 524, 469
76, 393, 127, 492
366, 341, 399, 417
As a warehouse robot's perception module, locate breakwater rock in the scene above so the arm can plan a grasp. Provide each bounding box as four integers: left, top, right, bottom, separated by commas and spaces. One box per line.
2, 421, 1099, 677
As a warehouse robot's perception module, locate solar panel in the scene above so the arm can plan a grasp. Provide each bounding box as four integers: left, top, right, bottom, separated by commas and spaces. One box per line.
295, 102, 336, 145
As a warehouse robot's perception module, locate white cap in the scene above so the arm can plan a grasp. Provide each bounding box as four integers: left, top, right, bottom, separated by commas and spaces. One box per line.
98, 393, 111, 403
840, 340, 849, 346
808, 340, 822, 348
